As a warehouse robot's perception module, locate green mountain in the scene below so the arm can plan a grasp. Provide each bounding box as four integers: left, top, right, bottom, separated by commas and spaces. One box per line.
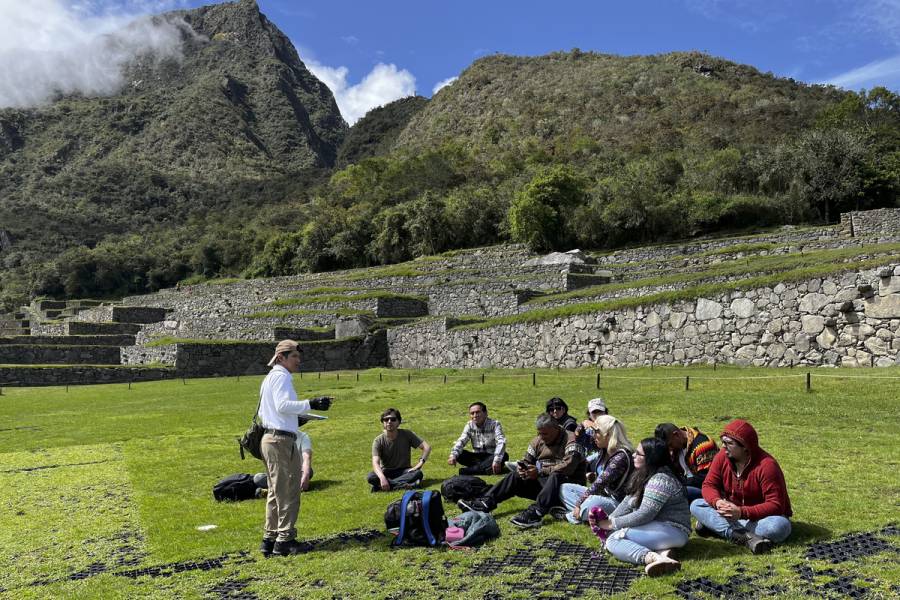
1, 3, 896, 309
335, 95, 429, 168
397, 51, 842, 155
0, 0, 345, 267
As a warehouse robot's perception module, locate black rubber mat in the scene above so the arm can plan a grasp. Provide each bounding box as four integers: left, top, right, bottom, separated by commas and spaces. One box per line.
805, 532, 896, 563
470, 538, 640, 596
208, 578, 259, 600
116, 551, 252, 579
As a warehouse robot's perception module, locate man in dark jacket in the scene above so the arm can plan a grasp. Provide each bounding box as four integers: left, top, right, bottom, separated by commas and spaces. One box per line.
655, 423, 718, 501
689, 419, 792, 554
458, 413, 585, 529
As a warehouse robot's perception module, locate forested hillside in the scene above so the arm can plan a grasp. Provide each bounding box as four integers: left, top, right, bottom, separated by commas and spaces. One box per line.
271, 51, 899, 276
0, 1, 897, 310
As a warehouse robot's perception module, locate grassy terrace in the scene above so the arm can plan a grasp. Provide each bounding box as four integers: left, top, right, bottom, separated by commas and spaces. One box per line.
264, 291, 428, 308
241, 308, 374, 320
0, 367, 897, 598
527, 243, 900, 306
453, 248, 900, 330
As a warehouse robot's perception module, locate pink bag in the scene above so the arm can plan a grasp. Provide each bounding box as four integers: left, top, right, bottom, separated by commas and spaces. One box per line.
445, 526, 465, 544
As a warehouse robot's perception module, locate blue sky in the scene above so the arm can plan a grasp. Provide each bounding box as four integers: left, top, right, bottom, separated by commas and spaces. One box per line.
4, 1, 900, 123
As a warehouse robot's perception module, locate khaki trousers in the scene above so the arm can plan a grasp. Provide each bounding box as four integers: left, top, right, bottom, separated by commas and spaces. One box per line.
261, 432, 302, 541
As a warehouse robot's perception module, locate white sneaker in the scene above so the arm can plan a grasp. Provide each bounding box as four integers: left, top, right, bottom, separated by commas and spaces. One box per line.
644, 551, 681, 576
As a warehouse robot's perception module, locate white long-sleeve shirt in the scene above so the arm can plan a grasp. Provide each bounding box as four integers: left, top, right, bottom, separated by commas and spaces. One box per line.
258, 365, 310, 432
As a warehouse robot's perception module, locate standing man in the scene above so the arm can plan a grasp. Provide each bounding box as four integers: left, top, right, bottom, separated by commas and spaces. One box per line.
253, 416, 315, 497
368, 408, 431, 492
448, 402, 509, 475
690, 419, 792, 554
258, 340, 332, 557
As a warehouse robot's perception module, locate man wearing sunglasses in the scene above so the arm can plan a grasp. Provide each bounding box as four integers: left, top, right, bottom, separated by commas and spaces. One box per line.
367, 408, 431, 492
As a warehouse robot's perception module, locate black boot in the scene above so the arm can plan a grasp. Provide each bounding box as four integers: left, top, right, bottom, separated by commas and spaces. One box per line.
730, 528, 773, 554
259, 538, 275, 557
272, 539, 314, 556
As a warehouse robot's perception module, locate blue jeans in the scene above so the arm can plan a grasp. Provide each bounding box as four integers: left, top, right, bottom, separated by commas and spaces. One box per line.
605, 521, 690, 565
559, 483, 619, 524
690, 499, 792, 543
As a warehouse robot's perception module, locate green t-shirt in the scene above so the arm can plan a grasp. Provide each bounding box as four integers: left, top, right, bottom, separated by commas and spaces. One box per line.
372, 429, 423, 470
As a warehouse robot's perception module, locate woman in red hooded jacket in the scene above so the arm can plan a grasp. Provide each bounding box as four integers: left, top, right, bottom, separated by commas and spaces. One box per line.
689, 419, 792, 554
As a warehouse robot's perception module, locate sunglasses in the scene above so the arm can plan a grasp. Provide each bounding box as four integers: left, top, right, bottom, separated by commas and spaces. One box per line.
548, 405, 565, 411
382, 417, 398, 423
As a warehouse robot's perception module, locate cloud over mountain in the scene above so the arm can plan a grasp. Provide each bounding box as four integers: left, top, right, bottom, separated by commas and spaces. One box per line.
0, 0, 185, 108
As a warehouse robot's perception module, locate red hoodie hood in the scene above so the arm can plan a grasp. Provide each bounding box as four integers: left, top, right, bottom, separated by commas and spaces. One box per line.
721, 419, 760, 458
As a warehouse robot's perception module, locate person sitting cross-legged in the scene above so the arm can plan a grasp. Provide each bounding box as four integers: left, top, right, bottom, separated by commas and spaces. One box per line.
366, 408, 431, 492
654, 423, 718, 502
457, 413, 585, 529
447, 402, 509, 476
590, 437, 691, 576
559, 415, 634, 524
689, 419, 792, 554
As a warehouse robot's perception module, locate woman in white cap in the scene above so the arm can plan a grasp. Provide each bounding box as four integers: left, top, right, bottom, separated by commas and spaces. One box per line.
574, 397, 609, 462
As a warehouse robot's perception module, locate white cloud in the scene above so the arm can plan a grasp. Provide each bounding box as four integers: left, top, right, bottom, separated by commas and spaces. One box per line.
0, 0, 186, 108
302, 56, 416, 125
851, 0, 900, 47
432, 76, 457, 95
824, 54, 900, 90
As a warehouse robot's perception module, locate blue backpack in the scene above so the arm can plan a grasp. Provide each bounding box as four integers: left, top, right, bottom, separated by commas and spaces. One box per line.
384, 490, 447, 547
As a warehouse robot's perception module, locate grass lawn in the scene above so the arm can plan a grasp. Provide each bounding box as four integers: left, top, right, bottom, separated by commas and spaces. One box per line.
0, 366, 898, 599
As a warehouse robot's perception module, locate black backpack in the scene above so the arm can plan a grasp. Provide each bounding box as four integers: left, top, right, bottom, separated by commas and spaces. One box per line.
384, 490, 447, 547
440, 475, 490, 502
213, 473, 258, 502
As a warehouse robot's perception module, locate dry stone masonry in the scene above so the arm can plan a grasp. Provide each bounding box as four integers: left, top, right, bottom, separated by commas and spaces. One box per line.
387, 264, 900, 369
4, 208, 900, 385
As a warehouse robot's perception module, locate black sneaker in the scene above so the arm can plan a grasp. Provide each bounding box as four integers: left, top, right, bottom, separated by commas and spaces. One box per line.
457, 498, 491, 513
272, 540, 314, 556
510, 506, 544, 529
548, 506, 569, 521
259, 538, 275, 557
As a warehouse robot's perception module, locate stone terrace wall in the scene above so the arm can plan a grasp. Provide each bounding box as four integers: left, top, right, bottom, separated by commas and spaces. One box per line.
842, 208, 900, 239
388, 264, 900, 369
0, 366, 175, 386
0, 335, 135, 346
171, 333, 388, 376
121, 344, 177, 366
592, 226, 841, 266
0, 345, 122, 365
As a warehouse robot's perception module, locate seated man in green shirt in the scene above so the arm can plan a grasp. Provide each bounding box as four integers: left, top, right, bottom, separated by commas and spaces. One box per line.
367, 408, 431, 492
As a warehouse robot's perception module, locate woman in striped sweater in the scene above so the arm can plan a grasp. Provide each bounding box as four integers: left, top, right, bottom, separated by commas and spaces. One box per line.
590, 437, 691, 576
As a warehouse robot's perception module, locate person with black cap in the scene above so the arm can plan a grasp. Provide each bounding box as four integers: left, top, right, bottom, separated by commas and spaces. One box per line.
258, 340, 333, 557
546, 397, 578, 433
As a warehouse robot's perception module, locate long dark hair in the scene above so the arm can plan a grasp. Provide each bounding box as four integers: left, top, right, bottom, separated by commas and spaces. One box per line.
625, 437, 673, 505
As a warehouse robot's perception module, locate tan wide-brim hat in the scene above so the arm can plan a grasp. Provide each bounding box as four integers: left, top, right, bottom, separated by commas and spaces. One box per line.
267, 339, 300, 367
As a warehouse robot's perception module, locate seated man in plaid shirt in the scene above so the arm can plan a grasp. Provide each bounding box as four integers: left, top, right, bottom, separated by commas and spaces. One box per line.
447, 402, 509, 475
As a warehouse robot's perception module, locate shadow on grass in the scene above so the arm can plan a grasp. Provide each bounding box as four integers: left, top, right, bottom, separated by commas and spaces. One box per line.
677, 520, 832, 561
306, 479, 340, 492
781, 520, 831, 546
